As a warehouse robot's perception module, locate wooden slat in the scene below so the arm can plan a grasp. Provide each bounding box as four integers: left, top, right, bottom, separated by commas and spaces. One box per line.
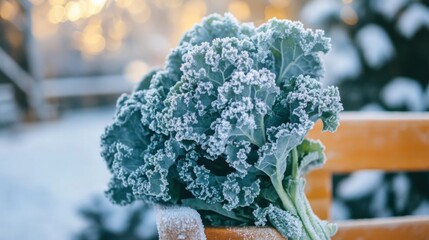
308, 112, 429, 173
306, 170, 331, 219
205, 227, 285, 240
308, 198, 331, 221
334, 216, 429, 240
306, 170, 332, 199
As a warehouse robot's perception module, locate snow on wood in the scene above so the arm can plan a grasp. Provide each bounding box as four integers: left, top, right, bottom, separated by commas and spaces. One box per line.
156, 205, 206, 240
334, 216, 429, 240
205, 227, 286, 240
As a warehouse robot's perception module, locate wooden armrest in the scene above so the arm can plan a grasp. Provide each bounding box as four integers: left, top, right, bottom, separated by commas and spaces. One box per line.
205, 227, 285, 240
334, 216, 429, 240
308, 112, 429, 173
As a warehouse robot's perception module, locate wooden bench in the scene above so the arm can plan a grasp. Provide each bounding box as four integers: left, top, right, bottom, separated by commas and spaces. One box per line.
306, 112, 429, 239
161, 113, 429, 239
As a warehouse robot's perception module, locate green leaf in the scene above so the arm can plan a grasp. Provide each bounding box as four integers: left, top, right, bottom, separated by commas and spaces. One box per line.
297, 139, 326, 175
267, 204, 304, 239
256, 127, 303, 183
260, 185, 280, 203
181, 198, 248, 222
256, 19, 330, 86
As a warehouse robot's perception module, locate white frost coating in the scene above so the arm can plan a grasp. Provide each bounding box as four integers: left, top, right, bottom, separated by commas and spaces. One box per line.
370, 184, 392, 218
392, 173, 410, 212
227, 227, 285, 240
371, 0, 409, 20
156, 205, 206, 240
412, 200, 429, 216
360, 103, 384, 112
337, 170, 384, 200
356, 24, 395, 68
381, 77, 426, 111
426, 84, 429, 108
397, 3, 429, 38
322, 27, 361, 85
300, 0, 340, 27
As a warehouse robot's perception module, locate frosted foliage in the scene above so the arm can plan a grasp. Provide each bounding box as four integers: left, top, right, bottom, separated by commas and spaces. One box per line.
253, 204, 304, 239
371, 0, 409, 20
338, 170, 384, 200
381, 77, 426, 111
101, 13, 342, 240
331, 200, 350, 220
322, 27, 361, 85
392, 174, 410, 212
397, 3, 429, 38
426, 84, 429, 107
356, 24, 395, 68
156, 206, 206, 240
370, 184, 392, 218
412, 200, 429, 216
360, 103, 384, 112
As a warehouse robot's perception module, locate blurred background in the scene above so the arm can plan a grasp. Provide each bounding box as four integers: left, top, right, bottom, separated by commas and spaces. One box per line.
0, 0, 428, 239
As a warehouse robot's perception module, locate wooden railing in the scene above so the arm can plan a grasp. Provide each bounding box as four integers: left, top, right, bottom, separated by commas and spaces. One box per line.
306, 112, 429, 239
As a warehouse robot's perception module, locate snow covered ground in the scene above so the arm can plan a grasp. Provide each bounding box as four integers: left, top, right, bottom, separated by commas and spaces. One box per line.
0, 108, 115, 239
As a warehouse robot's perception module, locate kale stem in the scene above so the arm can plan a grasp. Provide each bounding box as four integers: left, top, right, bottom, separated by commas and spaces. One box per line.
302, 193, 331, 239
272, 178, 296, 215
272, 148, 330, 240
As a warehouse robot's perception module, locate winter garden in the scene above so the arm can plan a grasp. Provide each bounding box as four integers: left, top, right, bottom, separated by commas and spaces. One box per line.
1, 0, 429, 239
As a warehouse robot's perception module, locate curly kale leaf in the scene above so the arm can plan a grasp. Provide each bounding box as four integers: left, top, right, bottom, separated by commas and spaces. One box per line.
257, 18, 330, 86
180, 13, 255, 46
253, 204, 304, 240
181, 198, 250, 223
101, 92, 150, 183
101, 13, 342, 240
297, 139, 326, 176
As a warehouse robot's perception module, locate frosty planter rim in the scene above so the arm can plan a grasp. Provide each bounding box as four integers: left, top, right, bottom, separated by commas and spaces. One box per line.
204, 226, 286, 240
156, 205, 286, 240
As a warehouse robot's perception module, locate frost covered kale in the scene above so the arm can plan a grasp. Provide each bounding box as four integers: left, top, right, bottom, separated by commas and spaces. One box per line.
101, 13, 342, 240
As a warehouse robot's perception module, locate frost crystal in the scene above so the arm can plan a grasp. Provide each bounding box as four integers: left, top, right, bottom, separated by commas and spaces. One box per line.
101, 13, 342, 240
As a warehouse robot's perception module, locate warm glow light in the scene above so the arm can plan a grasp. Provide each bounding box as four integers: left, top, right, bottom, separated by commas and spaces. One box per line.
269, 0, 290, 8
48, 5, 65, 23
0, 1, 18, 21
265, 5, 287, 20
106, 39, 122, 51
91, 0, 107, 7
125, 60, 149, 83
87, 0, 107, 15
154, 0, 183, 9
49, 0, 65, 5
340, 6, 358, 25
126, 0, 146, 15
180, 0, 207, 32
77, 19, 106, 55
108, 18, 127, 40
342, 0, 353, 4
115, 0, 133, 8
131, 4, 151, 23
81, 32, 106, 54
228, 0, 251, 21
29, 0, 45, 6
65, 1, 83, 21
32, 9, 58, 39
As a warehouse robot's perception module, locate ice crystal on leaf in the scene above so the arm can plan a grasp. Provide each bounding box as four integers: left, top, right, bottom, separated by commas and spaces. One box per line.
101, 13, 342, 240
